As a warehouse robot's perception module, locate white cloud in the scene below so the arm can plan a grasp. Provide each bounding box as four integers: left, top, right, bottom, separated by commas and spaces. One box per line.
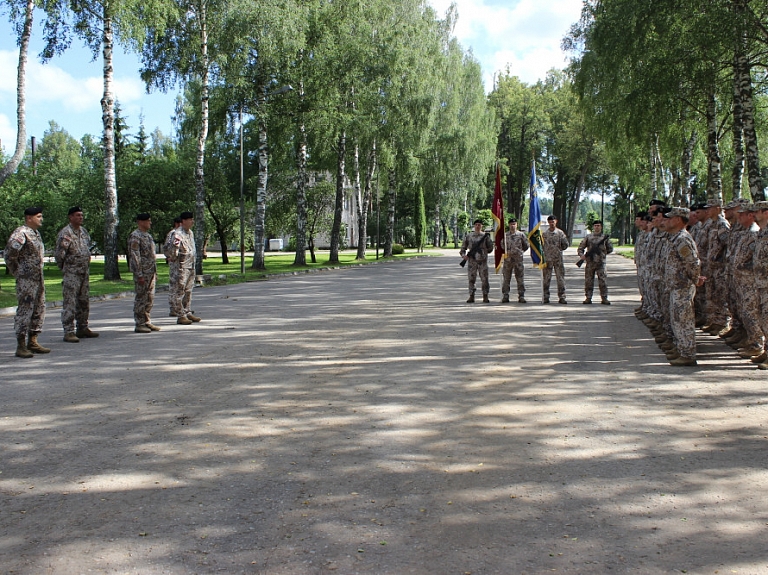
0, 113, 14, 154
428, 0, 582, 88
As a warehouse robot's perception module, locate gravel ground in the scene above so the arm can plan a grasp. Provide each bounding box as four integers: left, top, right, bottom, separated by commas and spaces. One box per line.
1, 249, 767, 575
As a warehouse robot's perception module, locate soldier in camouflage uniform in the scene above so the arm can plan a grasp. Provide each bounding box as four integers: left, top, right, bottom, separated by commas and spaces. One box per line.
55, 207, 98, 342
633, 212, 649, 315
541, 215, 569, 304
750, 201, 768, 368
128, 213, 160, 333
662, 207, 704, 366
688, 204, 707, 326
702, 201, 731, 335
164, 216, 182, 316
500, 217, 529, 303
731, 205, 763, 358
164, 211, 200, 324
4, 207, 50, 358
577, 220, 614, 304
460, 219, 494, 303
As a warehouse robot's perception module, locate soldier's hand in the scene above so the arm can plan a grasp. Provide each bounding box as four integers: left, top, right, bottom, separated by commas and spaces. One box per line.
696, 275, 706, 287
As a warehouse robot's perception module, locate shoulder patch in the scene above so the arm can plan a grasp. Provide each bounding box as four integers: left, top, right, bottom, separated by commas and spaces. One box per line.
679, 245, 692, 258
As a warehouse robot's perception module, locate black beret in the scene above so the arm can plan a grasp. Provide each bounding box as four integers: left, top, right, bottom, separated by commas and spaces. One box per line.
473, 219, 483, 225
649, 199, 667, 207
593, 220, 603, 226
136, 213, 151, 221
68, 206, 82, 215
547, 215, 556, 221
508, 217, 517, 223
173, 216, 182, 224
24, 206, 42, 216
636, 211, 648, 218
180, 211, 194, 220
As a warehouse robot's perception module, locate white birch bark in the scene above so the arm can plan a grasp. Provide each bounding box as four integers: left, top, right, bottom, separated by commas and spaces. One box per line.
101, 10, 120, 280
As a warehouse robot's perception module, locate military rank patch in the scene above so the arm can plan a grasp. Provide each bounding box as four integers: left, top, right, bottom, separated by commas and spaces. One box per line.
679, 245, 692, 258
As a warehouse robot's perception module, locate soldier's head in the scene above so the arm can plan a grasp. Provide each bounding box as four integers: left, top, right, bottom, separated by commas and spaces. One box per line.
635, 212, 648, 230
180, 211, 195, 231
508, 217, 517, 232
663, 207, 689, 233
547, 215, 557, 231
753, 201, 768, 228
136, 213, 152, 232
592, 220, 603, 233
737, 204, 757, 227
473, 219, 484, 233
705, 200, 723, 220
67, 206, 84, 229
173, 216, 182, 229
24, 207, 43, 230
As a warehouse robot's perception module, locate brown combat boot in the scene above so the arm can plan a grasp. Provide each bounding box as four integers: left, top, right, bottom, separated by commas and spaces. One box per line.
750, 350, 768, 364
76, 327, 99, 338
135, 325, 152, 333
63, 332, 80, 343
146, 323, 161, 331
15, 335, 33, 358
482, 295, 490, 303
466, 294, 475, 303
177, 316, 193, 325
738, 345, 764, 359
669, 356, 697, 366
187, 314, 202, 322
501, 294, 510, 303
27, 334, 51, 354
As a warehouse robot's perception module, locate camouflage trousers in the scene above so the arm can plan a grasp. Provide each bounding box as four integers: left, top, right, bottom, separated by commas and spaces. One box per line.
669, 284, 696, 359
583, 260, 608, 299
735, 271, 763, 347
14, 275, 45, 338
758, 289, 768, 350
636, 265, 646, 307
168, 262, 180, 313
170, 266, 195, 317
61, 270, 90, 333
648, 274, 666, 322
467, 259, 490, 296
134, 273, 156, 327
542, 259, 566, 300
704, 263, 730, 326
502, 259, 525, 297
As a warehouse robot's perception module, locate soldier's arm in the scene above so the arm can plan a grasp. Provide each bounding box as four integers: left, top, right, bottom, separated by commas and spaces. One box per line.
521, 234, 530, 252
559, 231, 569, 250
577, 237, 587, 256
54, 232, 69, 269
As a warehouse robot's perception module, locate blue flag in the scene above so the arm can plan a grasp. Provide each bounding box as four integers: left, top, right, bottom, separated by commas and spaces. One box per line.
527, 162, 546, 269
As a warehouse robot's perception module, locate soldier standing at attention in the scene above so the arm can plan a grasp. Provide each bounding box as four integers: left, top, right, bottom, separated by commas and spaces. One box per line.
128, 213, 161, 334
500, 217, 529, 303
662, 207, 705, 366
55, 206, 98, 343
460, 218, 493, 303
542, 215, 569, 304
577, 220, 614, 305
164, 216, 182, 316
165, 211, 200, 324
4, 207, 50, 358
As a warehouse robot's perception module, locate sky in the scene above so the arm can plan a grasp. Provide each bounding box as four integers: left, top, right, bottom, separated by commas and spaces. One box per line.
0, 0, 584, 155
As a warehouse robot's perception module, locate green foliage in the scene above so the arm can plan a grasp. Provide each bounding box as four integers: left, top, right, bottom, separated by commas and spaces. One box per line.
391, 243, 404, 255
414, 187, 427, 252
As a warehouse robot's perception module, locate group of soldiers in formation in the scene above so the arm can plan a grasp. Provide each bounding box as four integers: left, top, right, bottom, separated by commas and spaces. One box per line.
4, 207, 201, 359
459, 214, 614, 305
635, 198, 768, 367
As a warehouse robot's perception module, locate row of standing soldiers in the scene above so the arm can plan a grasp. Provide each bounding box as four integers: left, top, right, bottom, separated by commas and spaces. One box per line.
634, 198, 768, 368
4, 207, 201, 359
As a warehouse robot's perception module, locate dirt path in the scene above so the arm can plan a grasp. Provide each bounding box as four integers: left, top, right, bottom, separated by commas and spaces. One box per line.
1, 250, 767, 574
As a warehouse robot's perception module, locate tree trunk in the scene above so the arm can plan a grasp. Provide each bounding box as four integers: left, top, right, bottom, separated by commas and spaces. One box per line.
734, 19, 763, 200
101, 12, 120, 281
0, 0, 32, 187
293, 77, 308, 266
432, 196, 440, 248
251, 92, 268, 270
355, 141, 376, 260
384, 167, 395, 257
566, 148, 592, 242
329, 130, 346, 263
205, 196, 228, 264
732, 49, 745, 199
681, 131, 697, 204
649, 136, 658, 199
352, 140, 363, 258
194, 0, 210, 276
705, 90, 723, 203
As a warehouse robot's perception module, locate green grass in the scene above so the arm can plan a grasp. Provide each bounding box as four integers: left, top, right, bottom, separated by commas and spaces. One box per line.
0, 248, 438, 309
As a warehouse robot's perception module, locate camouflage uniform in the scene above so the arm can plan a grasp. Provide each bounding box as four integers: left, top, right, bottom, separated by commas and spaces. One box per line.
753, 223, 768, 354
164, 227, 196, 317
634, 228, 649, 307
55, 224, 92, 334
691, 218, 709, 324
704, 214, 731, 329
664, 228, 700, 360
646, 228, 669, 322
164, 227, 180, 314
460, 231, 494, 298
726, 220, 746, 333
128, 228, 157, 328
577, 231, 614, 301
501, 230, 529, 299
542, 226, 569, 302
732, 221, 763, 349
4, 225, 46, 338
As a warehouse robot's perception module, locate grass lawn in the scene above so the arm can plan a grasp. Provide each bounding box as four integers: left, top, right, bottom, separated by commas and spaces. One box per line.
0, 248, 439, 309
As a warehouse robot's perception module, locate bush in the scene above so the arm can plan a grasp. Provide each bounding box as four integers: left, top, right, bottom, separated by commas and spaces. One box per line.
392, 243, 404, 255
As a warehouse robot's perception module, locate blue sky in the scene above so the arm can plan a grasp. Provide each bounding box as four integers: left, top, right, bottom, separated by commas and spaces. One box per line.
0, 0, 583, 154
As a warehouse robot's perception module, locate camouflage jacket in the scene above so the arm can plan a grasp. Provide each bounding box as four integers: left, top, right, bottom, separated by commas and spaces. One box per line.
128, 229, 157, 278
664, 229, 700, 289
55, 224, 92, 274
705, 215, 730, 264
460, 231, 494, 261
732, 223, 759, 272
501, 230, 529, 262
577, 232, 614, 263
4, 225, 44, 280
542, 227, 569, 262
164, 227, 196, 269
